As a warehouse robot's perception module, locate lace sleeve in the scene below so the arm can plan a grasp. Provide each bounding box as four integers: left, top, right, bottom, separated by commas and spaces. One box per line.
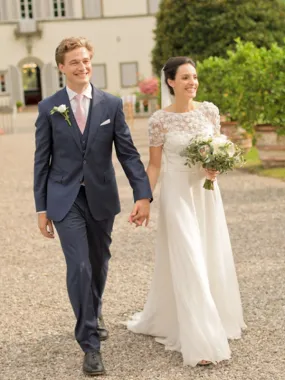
148, 112, 165, 147
203, 102, 221, 136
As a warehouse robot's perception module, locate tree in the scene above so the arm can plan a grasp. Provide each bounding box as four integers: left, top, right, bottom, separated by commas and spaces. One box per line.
197, 40, 285, 133
152, 0, 285, 74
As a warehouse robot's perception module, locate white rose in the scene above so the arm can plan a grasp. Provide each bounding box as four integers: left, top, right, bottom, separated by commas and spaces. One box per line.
219, 134, 228, 141
227, 142, 235, 157
211, 135, 228, 154
211, 143, 219, 155
198, 144, 211, 158
211, 141, 222, 154
57, 104, 67, 113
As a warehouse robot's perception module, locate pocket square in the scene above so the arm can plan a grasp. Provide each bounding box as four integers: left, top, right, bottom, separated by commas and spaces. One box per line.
100, 119, 111, 126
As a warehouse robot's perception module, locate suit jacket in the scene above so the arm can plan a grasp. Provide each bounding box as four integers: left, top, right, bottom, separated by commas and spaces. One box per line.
33, 85, 152, 222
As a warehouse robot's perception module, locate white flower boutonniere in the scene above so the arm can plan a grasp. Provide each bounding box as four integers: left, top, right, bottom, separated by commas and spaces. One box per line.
50, 104, 71, 126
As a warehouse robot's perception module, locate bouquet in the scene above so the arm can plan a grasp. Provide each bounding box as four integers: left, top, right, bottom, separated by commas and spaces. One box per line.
181, 134, 245, 190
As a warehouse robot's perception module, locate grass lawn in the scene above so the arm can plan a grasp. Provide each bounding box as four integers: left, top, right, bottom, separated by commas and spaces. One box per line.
242, 147, 285, 181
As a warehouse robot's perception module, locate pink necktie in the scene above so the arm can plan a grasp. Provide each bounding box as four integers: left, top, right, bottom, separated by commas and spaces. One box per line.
74, 94, 86, 134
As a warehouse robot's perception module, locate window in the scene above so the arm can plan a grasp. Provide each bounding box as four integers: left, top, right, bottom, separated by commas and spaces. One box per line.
0, 73, 7, 93
148, 0, 160, 14
120, 62, 138, 88
56, 69, 65, 89
53, 0, 66, 18
20, 0, 34, 19
83, 0, 102, 18
91, 64, 107, 89
58, 71, 65, 88
0, 1, 8, 21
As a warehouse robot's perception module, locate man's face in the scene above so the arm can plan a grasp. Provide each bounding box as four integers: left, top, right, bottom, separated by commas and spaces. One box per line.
59, 47, 92, 87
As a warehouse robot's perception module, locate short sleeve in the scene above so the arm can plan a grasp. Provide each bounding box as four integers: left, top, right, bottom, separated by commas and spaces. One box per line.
148, 112, 165, 147
203, 102, 221, 136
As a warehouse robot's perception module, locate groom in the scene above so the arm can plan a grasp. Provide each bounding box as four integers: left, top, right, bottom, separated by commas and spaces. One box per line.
33, 37, 152, 376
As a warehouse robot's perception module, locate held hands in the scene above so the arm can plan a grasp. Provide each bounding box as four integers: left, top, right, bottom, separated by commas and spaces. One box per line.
38, 212, 55, 238
129, 199, 150, 227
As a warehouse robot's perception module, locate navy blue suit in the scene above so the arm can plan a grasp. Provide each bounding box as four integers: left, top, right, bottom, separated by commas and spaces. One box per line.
34, 85, 152, 352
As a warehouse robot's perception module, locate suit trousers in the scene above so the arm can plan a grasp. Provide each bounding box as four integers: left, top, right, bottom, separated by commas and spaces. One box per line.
54, 186, 114, 352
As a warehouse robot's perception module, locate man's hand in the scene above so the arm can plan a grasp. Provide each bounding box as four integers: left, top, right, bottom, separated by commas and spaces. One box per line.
129, 199, 150, 227
38, 212, 54, 238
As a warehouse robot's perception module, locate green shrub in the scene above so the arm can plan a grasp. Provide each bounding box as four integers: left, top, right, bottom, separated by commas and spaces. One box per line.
197, 39, 285, 134
152, 0, 285, 75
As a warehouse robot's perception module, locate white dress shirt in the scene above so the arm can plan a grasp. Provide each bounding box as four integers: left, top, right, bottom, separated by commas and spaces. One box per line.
66, 83, 92, 117
38, 84, 92, 213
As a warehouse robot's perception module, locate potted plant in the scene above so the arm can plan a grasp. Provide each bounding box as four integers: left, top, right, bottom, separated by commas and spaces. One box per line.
135, 100, 140, 113
16, 101, 23, 112
197, 51, 252, 152
138, 76, 159, 114
143, 99, 149, 112
217, 40, 265, 152
252, 43, 285, 167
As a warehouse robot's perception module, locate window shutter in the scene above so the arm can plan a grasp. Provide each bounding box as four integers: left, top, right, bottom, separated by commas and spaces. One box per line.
91, 65, 107, 89
83, 0, 102, 18
120, 63, 138, 87
42, 63, 58, 97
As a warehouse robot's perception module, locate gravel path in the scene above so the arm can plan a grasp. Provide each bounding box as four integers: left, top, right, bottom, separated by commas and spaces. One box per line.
1, 118, 285, 380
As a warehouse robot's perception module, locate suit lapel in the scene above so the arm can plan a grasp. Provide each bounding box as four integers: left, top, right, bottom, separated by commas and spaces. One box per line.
54, 88, 82, 152
53, 86, 108, 155
85, 85, 107, 155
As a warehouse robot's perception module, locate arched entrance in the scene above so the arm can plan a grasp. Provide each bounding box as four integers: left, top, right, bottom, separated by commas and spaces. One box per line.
22, 62, 42, 105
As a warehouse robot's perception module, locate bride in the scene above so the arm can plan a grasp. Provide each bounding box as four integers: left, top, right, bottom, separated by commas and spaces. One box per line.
127, 57, 246, 366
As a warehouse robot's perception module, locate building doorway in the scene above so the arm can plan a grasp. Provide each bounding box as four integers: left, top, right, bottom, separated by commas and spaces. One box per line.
22, 63, 42, 105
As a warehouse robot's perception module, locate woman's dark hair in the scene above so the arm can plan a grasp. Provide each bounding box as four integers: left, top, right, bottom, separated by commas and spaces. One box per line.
163, 57, 196, 95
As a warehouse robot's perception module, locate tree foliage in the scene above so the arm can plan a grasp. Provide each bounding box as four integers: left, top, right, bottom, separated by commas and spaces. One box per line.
197, 40, 285, 133
152, 0, 285, 74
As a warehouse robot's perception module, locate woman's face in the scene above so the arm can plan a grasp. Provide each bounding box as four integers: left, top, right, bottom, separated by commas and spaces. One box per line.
167, 63, 199, 99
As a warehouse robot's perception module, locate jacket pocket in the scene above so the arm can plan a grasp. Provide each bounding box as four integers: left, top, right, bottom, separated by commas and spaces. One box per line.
104, 167, 115, 183
49, 172, 63, 183
98, 117, 113, 133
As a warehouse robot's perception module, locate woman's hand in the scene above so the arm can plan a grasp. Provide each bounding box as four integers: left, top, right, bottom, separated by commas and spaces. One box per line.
204, 169, 219, 181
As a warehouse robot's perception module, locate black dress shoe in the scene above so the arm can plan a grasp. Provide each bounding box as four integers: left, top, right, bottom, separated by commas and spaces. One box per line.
98, 315, 109, 341
83, 351, 105, 376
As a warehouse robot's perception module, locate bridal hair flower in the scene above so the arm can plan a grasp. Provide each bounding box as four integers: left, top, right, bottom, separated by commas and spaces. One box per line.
50, 104, 71, 126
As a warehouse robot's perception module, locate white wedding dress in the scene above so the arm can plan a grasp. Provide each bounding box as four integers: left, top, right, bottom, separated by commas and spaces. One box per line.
127, 101, 246, 366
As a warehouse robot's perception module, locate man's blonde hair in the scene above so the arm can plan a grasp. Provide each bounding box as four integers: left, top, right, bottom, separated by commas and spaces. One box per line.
55, 37, 94, 66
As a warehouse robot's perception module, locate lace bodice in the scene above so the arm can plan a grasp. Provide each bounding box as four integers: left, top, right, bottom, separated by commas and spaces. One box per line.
148, 101, 221, 172
148, 101, 220, 147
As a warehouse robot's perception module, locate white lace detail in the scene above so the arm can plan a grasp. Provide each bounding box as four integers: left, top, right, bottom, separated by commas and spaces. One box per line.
148, 101, 221, 147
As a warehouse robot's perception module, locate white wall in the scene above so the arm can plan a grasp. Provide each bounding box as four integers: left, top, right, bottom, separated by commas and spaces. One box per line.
103, 0, 148, 17
72, 0, 83, 18
0, 0, 158, 98
0, 24, 27, 69
32, 17, 155, 93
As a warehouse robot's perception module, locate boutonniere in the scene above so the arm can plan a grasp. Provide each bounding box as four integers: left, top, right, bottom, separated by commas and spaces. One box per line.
50, 105, 71, 126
